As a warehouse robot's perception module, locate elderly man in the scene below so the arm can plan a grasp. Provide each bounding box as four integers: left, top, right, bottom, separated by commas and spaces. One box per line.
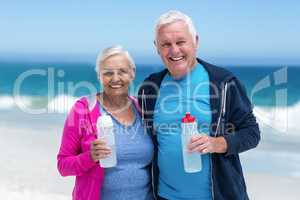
138, 10, 260, 200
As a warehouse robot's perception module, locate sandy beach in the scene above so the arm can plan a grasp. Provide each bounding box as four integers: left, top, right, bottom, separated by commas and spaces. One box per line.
0, 109, 299, 200
246, 173, 300, 200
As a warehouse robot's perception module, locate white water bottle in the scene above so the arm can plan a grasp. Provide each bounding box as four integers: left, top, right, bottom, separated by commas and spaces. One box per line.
181, 112, 202, 173
96, 114, 117, 168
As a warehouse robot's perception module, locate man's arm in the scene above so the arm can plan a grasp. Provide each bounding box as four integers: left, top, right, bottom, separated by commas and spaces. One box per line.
223, 78, 260, 156
188, 78, 260, 155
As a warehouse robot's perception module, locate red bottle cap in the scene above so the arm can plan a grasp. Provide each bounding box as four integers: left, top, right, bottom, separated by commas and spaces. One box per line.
181, 112, 196, 123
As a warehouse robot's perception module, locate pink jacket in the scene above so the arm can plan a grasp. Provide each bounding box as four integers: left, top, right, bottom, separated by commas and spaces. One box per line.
57, 95, 140, 200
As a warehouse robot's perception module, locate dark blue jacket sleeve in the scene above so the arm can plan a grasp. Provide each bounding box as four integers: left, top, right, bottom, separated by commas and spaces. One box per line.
223, 78, 261, 156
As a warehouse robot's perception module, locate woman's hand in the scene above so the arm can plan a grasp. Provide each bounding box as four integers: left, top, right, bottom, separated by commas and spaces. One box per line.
187, 135, 228, 154
90, 139, 112, 162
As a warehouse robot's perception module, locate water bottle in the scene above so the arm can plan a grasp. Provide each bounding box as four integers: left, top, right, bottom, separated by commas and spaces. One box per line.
181, 112, 202, 173
96, 114, 117, 168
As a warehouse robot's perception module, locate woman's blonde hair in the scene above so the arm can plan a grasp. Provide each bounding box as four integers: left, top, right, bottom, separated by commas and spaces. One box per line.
95, 45, 136, 77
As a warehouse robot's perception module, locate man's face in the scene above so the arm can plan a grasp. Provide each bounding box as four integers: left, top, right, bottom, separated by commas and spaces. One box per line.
156, 20, 198, 79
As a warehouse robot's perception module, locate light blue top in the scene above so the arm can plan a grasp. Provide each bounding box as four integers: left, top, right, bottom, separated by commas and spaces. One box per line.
153, 63, 212, 200
100, 102, 154, 200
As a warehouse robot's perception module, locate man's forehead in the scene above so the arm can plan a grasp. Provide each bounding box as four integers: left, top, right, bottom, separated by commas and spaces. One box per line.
157, 31, 190, 42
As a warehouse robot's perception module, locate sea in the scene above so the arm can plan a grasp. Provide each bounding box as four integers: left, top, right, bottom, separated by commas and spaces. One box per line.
0, 61, 300, 199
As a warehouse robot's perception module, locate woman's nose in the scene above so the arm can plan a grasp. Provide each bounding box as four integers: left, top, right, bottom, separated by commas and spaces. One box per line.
111, 72, 121, 81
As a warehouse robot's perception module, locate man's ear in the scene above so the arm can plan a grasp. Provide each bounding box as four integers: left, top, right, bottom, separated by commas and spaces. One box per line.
195, 35, 199, 49
154, 40, 160, 55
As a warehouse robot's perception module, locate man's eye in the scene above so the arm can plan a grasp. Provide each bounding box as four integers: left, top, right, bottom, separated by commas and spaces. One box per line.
161, 43, 170, 48
177, 41, 186, 45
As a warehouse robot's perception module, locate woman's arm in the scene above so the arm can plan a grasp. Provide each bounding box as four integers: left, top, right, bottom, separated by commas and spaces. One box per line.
57, 100, 97, 176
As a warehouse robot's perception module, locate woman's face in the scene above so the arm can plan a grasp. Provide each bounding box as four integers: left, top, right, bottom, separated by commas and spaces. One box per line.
99, 54, 135, 97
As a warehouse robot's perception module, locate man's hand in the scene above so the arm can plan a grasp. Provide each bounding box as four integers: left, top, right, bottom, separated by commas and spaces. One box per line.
187, 135, 228, 154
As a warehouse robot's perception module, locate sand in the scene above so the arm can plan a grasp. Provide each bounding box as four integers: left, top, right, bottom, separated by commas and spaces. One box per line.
0, 110, 299, 200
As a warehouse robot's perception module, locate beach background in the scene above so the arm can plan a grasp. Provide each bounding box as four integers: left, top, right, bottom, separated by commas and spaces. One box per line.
1, 1, 299, 200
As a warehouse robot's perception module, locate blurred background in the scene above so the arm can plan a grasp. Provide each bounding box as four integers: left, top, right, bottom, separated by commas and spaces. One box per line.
0, 1, 299, 199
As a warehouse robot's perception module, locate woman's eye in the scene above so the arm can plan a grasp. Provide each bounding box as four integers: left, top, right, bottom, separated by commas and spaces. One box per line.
119, 69, 129, 74
103, 71, 114, 76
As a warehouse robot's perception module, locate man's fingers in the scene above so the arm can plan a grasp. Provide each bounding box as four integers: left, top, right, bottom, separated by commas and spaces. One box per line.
190, 143, 208, 153
201, 147, 209, 154
190, 135, 205, 142
188, 135, 209, 150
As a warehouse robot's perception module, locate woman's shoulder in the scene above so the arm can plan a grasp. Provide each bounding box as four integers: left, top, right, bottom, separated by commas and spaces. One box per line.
129, 96, 141, 114
69, 94, 99, 114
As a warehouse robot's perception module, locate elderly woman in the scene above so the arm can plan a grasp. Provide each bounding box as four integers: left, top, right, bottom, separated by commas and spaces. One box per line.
57, 46, 154, 200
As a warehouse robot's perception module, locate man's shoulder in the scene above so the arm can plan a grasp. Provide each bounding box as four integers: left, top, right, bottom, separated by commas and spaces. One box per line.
138, 69, 167, 96
144, 69, 168, 83
197, 58, 235, 82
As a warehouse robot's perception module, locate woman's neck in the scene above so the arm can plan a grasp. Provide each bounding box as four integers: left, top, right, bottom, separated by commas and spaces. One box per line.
100, 92, 130, 111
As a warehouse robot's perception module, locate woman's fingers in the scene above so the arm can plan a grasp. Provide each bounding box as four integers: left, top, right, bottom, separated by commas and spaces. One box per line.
90, 139, 112, 161
94, 150, 111, 159
92, 139, 112, 150
92, 138, 106, 147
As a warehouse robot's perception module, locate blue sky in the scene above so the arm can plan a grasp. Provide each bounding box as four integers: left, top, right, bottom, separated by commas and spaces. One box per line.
0, 0, 299, 65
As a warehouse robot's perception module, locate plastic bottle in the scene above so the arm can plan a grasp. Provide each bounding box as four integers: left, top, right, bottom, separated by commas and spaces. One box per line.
181, 112, 202, 173
96, 114, 117, 168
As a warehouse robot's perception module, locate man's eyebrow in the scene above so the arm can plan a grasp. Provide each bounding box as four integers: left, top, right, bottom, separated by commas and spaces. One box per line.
176, 37, 187, 41
159, 40, 171, 45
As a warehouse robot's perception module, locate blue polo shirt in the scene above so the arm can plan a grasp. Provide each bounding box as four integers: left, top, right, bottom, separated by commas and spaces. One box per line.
153, 63, 212, 200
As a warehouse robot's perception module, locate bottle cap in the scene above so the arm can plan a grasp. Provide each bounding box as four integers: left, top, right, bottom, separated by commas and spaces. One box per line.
181, 112, 196, 123
97, 114, 113, 128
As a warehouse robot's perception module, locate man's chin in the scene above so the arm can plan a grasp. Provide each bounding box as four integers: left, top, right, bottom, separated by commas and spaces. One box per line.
168, 64, 189, 73
167, 60, 188, 68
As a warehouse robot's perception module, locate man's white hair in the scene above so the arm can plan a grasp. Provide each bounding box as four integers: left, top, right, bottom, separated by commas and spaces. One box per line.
155, 10, 197, 45
95, 45, 136, 77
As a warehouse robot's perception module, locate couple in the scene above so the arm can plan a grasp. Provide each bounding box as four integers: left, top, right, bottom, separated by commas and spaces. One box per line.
57, 10, 260, 200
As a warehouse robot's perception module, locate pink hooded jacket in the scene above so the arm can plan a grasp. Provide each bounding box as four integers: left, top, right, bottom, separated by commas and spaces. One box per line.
57, 95, 140, 200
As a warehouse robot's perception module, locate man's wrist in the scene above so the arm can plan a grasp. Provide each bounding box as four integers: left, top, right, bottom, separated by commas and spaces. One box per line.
216, 136, 228, 153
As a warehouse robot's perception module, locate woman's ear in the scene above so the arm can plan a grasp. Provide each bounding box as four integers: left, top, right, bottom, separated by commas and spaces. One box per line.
131, 67, 136, 80
98, 72, 103, 84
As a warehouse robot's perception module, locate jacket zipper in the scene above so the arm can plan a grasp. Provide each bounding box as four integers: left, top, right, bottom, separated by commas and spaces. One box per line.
211, 82, 228, 200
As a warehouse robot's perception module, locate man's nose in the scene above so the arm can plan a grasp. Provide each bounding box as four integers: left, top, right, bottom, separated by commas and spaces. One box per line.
170, 44, 180, 55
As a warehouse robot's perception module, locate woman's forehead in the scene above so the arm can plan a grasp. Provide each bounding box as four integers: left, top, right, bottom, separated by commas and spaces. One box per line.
101, 67, 131, 71
102, 54, 130, 68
